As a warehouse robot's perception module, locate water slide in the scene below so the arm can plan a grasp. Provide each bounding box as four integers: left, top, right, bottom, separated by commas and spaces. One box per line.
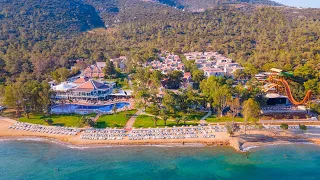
278, 78, 312, 105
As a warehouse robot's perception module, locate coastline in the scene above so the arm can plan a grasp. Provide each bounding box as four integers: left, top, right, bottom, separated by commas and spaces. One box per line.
1, 116, 319, 152
0, 117, 230, 147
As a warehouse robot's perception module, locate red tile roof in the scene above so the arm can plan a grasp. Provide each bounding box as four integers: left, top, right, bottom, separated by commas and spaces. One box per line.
184, 72, 191, 79
74, 80, 110, 92
73, 77, 89, 85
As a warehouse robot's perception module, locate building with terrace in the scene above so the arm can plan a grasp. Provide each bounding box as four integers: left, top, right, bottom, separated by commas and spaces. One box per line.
182, 72, 193, 88
184, 52, 244, 77
82, 62, 106, 78
110, 56, 127, 71
52, 77, 114, 100
146, 53, 185, 74
203, 68, 226, 77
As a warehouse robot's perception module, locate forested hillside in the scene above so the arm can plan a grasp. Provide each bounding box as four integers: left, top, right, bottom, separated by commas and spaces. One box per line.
84, 0, 187, 25
0, 0, 105, 81
0, 0, 319, 97
83, 0, 119, 26
0, 0, 104, 42
157, 0, 282, 11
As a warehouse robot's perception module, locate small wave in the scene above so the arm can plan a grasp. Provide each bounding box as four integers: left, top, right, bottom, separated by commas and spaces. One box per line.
16, 137, 49, 142
65, 144, 115, 149
0, 137, 49, 142
241, 146, 260, 152
0, 137, 209, 149
139, 144, 206, 148
66, 144, 206, 149
241, 142, 316, 152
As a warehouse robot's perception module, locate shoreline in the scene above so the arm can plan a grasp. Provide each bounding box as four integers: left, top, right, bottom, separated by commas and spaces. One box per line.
0, 136, 211, 148
0, 135, 318, 153
1, 116, 320, 152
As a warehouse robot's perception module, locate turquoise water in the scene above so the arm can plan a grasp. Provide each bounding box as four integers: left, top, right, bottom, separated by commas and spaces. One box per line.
1, 140, 320, 180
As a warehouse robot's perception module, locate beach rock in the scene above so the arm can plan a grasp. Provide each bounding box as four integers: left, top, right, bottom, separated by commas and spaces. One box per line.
229, 137, 241, 151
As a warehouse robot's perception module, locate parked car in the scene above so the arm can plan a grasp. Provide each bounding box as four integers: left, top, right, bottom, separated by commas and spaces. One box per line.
311, 117, 318, 121
0, 106, 6, 111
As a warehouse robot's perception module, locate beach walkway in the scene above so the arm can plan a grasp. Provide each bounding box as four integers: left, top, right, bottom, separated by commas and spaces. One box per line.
125, 110, 141, 130
200, 111, 211, 125
93, 114, 101, 122
0, 116, 16, 123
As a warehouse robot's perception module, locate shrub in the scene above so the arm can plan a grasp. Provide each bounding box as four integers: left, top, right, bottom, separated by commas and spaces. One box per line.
280, 123, 288, 130
225, 122, 240, 137
45, 119, 54, 125
255, 124, 263, 130
299, 125, 307, 131
113, 124, 123, 128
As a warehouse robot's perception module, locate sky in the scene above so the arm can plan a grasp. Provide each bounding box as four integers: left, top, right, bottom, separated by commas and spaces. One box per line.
274, 0, 320, 8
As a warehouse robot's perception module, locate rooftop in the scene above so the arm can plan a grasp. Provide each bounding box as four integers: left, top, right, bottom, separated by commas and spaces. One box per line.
74, 79, 110, 92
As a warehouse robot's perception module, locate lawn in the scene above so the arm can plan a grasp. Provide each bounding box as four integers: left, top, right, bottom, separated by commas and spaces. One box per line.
185, 113, 206, 121
205, 115, 244, 123
96, 110, 137, 128
19, 113, 96, 127
133, 115, 198, 128
117, 78, 131, 90
104, 76, 131, 90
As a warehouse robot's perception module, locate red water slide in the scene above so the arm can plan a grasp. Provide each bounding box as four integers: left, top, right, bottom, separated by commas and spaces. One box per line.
278, 78, 312, 105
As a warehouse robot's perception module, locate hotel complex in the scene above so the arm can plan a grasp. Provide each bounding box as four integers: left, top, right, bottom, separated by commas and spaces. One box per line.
145, 51, 243, 78
184, 52, 244, 77
145, 53, 185, 74
52, 77, 115, 100
52, 52, 244, 100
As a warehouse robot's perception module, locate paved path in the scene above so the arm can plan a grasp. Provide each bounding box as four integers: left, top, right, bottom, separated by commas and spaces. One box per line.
93, 114, 101, 122
125, 110, 141, 130
200, 111, 212, 125
0, 116, 17, 123
260, 119, 318, 123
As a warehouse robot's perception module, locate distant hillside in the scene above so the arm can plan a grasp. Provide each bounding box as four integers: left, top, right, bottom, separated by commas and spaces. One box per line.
0, 0, 104, 42
157, 0, 283, 11
83, 0, 119, 26
84, 0, 188, 25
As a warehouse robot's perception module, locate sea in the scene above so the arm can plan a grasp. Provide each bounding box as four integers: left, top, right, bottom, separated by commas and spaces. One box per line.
1, 139, 320, 180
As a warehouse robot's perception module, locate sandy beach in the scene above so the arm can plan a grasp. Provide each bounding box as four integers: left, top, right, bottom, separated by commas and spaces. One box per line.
1, 116, 319, 151
0, 117, 229, 147
238, 130, 312, 151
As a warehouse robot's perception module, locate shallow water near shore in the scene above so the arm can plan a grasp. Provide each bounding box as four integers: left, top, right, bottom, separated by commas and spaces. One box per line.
1, 140, 320, 180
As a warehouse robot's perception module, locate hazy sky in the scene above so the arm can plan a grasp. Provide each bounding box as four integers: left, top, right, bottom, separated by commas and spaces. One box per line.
275, 0, 320, 8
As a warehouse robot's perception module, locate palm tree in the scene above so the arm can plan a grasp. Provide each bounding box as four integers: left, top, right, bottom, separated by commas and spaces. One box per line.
181, 115, 189, 125
152, 116, 159, 126
112, 104, 117, 115
124, 107, 128, 118
175, 117, 181, 125
160, 109, 168, 125
81, 115, 95, 127
80, 115, 88, 126
162, 115, 169, 126
229, 97, 240, 123
225, 122, 240, 137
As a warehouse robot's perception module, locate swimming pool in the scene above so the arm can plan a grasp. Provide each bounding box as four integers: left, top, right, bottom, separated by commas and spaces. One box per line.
51, 102, 130, 114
